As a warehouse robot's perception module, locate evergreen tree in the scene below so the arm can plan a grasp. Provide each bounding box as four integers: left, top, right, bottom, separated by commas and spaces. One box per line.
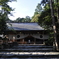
0, 0, 16, 34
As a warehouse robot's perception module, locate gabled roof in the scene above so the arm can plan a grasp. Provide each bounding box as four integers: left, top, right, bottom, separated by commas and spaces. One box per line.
7, 23, 44, 31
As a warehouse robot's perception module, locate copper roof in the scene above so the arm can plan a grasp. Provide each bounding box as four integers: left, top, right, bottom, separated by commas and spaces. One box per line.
7, 23, 44, 31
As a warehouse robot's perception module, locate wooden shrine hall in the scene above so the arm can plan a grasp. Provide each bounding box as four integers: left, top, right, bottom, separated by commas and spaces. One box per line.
6, 22, 49, 44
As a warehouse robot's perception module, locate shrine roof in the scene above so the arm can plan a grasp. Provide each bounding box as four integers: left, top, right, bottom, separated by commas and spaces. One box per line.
7, 23, 44, 31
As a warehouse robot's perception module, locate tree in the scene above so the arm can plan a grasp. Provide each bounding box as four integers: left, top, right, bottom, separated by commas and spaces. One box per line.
41, 0, 49, 4
38, 4, 52, 29
0, 13, 7, 34
54, 0, 59, 23
14, 17, 21, 22
31, 3, 42, 22
40, 0, 59, 50
35, 3, 42, 14
0, 0, 16, 15
31, 13, 40, 22
25, 16, 31, 22
50, 0, 58, 50
14, 16, 31, 23
0, 0, 16, 34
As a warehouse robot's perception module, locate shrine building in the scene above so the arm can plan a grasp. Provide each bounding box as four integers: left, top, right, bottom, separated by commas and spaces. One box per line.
6, 22, 49, 44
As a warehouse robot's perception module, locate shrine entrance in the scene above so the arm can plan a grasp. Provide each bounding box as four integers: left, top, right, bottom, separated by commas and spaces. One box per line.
24, 36, 35, 44
16, 36, 44, 44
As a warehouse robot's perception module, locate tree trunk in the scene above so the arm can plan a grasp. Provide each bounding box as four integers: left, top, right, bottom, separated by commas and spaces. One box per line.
50, 0, 58, 50
56, 0, 59, 23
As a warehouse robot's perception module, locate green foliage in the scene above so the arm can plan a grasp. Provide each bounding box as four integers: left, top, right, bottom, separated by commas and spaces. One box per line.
45, 37, 53, 46
31, 14, 40, 22
0, 0, 16, 34
0, 0, 16, 15
39, 0, 59, 47
45, 31, 54, 46
38, 7, 52, 29
35, 3, 42, 14
13, 16, 31, 23
0, 13, 8, 34
25, 16, 31, 22
31, 3, 42, 22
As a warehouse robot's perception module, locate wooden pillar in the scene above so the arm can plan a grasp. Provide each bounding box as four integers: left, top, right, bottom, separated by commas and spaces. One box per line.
43, 31, 45, 45
34, 38, 36, 44
22, 39, 24, 44
13, 36, 15, 42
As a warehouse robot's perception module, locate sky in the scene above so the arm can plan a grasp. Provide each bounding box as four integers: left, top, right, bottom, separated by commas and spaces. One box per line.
9, 0, 42, 20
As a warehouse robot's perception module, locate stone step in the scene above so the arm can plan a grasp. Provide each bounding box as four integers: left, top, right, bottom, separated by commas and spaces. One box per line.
0, 48, 53, 52
12, 45, 53, 51
13, 47, 53, 49
0, 57, 59, 59
0, 52, 59, 58
0, 44, 53, 49
18, 44, 53, 47
13, 45, 53, 49
0, 52, 59, 55
0, 44, 58, 59
11, 46, 53, 50
0, 45, 54, 52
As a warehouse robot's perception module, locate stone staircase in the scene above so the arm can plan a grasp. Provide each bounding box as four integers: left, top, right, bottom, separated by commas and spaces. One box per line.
0, 44, 59, 59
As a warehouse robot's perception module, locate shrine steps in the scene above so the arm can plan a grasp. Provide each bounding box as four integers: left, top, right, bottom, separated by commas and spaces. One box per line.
0, 44, 54, 52
0, 44, 59, 59
0, 52, 59, 59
